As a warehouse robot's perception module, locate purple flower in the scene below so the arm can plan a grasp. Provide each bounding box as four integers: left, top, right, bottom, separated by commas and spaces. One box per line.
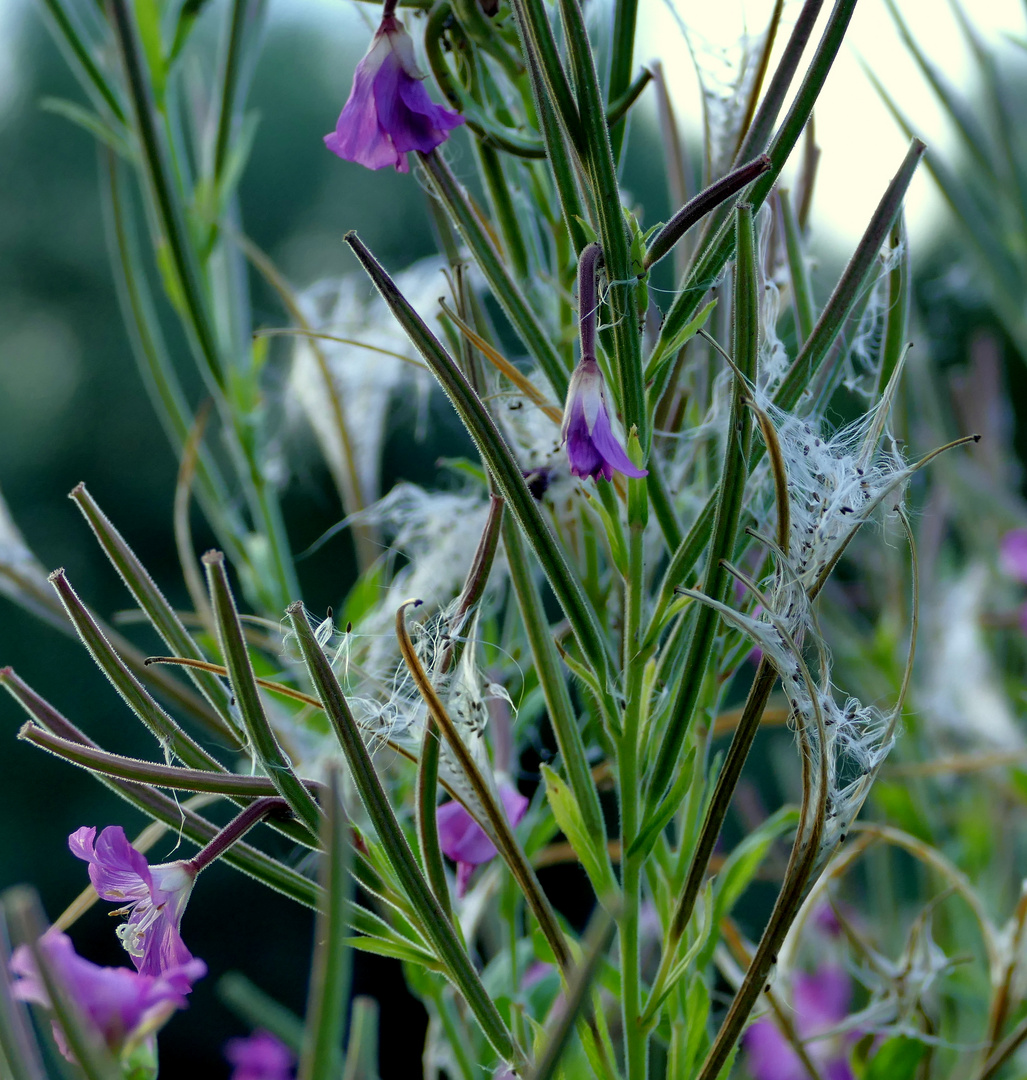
324, 13, 464, 173
225, 1029, 296, 1080
999, 530, 1027, 632
744, 965, 855, 1080
10, 930, 204, 1062
1001, 529, 1027, 582
69, 826, 196, 977
437, 784, 529, 896
561, 358, 648, 482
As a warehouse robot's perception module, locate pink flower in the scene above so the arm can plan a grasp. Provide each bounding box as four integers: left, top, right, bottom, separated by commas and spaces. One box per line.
1001, 529, 1027, 582
561, 358, 648, 482
437, 784, 528, 896
10, 930, 204, 1063
743, 965, 856, 1080
69, 826, 196, 977
324, 13, 464, 173
999, 530, 1027, 632
225, 1029, 296, 1080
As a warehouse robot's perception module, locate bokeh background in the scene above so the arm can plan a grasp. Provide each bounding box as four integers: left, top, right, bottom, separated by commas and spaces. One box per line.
1, 0, 1026, 1073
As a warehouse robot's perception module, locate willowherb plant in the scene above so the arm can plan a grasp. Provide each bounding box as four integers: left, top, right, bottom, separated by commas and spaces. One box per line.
9, 0, 1027, 1077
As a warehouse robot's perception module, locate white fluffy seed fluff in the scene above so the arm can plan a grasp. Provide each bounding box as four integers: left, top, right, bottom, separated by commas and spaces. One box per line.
289, 257, 446, 506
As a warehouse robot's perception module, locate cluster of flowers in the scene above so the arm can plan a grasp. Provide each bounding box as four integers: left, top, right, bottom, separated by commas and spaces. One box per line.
10, 793, 526, 1071
9, 827, 206, 1068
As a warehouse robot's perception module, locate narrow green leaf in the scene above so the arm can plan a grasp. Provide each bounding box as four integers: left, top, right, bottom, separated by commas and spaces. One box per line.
702, 807, 799, 966
883, 0, 995, 179
343, 937, 440, 966
627, 746, 695, 860
541, 765, 619, 901
775, 138, 925, 410
36, 0, 127, 123
524, 908, 617, 1080
503, 520, 607, 857
342, 998, 380, 1080
217, 974, 305, 1051
70, 483, 241, 744
777, 189, 814, 347
299, 771, 352, 1080
39, 98, 134, 158
644, 299, 717, 384
48, 569, 226, 773
203, 552, 323, 836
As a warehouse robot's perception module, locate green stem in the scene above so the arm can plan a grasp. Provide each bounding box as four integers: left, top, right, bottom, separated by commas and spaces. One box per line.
645, 206, 758, 808
38, 0, 126, 122
607, 0, 638, 161
507, 0, 583, 154
107, 0, 224, 388
476, 142, 530, 280
298, 772, 352, 1080
212, 0, 262, 185
516, 23, 589, 254
619, 485, 647, 1080
777, 188, 815, 346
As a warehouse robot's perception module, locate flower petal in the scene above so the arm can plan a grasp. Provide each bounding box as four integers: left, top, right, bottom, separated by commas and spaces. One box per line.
225, 1028, 296, 1080
70, 825, 152, 903
1001, 529, 1027, 582
10, 932, 204, 1062
587, 402, 647, 479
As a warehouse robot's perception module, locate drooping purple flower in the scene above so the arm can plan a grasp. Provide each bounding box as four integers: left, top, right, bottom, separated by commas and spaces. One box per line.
225, 1029, 296, 1080
10, 930, 204, 1062
561, 358, 648, 482
743, 964, 856, 1080
69, 826, 196, 976
437, 783, 529, 896
563, 243, 647, 483
324, 13, 464, 173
